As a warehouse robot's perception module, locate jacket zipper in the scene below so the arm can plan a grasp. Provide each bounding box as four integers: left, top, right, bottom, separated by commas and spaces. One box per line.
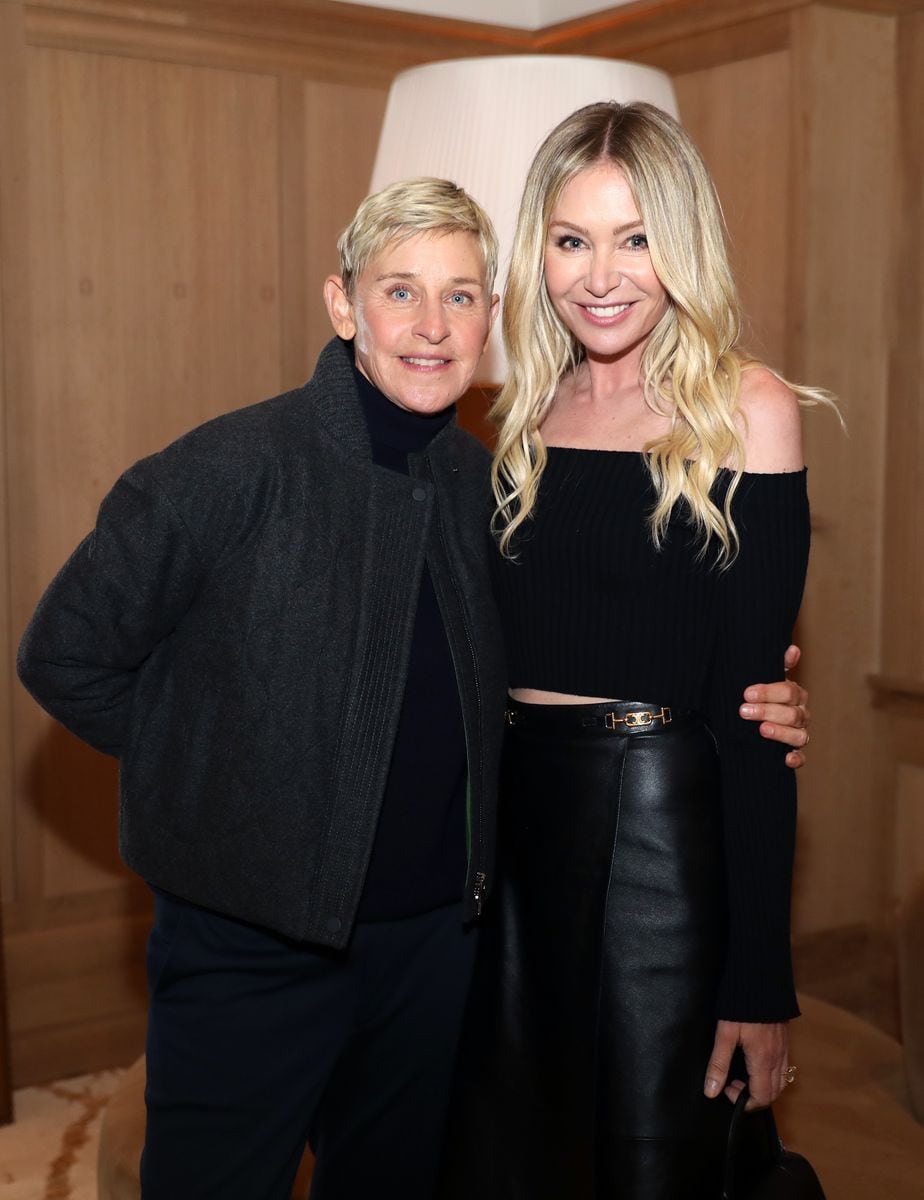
424, 455, 487, 915
473, 870, 487, 918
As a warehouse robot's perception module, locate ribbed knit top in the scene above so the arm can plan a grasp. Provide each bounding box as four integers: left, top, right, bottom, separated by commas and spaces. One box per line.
492, 447, 810, 1021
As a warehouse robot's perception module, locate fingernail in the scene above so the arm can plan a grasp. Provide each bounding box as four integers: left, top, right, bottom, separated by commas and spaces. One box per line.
705, 1079, 720, 1097
740, 703, 756, 716
744, 688, 758, 702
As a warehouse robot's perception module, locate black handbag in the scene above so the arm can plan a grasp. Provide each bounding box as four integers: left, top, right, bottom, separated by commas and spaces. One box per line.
723, 1086, 827, 1199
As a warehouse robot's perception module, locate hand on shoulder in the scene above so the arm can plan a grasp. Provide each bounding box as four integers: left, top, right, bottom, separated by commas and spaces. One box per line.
736, 366, 804, 473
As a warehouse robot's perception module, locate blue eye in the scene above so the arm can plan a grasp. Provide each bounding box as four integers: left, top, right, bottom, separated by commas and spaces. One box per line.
449, 292, 470, 305
556, 235, 585, 250
627, 233, 649, 250
391, 287, 411, 300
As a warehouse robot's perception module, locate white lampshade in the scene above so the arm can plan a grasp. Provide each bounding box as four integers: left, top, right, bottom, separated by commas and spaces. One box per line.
370, 55, 679, 384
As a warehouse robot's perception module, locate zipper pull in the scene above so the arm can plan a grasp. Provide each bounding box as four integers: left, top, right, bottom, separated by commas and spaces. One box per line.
473, 871, 487, 917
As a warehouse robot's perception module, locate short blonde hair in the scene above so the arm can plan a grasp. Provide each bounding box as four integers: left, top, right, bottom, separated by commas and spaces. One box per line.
337, 177, 498, 296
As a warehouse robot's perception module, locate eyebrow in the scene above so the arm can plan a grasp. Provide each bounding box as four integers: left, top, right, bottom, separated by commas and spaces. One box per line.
373, 271, 483, 286
548, 219, 643, 237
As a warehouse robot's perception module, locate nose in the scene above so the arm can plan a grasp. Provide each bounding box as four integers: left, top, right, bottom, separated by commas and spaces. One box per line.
414, 297, 450, 343
585, 252, 622, 298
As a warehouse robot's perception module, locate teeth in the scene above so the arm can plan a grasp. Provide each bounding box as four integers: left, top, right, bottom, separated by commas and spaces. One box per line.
586, 303, 631, 317
404, 357, 448, 366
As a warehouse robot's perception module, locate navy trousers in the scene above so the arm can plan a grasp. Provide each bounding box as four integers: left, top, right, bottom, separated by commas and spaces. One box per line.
141, 891, 477, 1200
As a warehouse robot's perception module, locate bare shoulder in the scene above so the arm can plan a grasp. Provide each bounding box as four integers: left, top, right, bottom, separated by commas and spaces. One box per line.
736, 366, 803, 473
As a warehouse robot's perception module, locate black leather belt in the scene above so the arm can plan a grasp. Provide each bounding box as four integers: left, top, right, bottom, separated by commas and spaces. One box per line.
504, 699, 686, 732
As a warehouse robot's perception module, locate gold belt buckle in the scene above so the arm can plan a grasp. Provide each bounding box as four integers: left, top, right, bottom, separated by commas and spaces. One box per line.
605, 707, 672, 730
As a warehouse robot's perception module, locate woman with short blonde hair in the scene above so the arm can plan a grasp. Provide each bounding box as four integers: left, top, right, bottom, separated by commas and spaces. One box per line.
336, 175, 498, 297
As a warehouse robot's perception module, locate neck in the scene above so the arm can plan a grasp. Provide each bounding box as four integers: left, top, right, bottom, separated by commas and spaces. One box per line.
576, 348, 646, 410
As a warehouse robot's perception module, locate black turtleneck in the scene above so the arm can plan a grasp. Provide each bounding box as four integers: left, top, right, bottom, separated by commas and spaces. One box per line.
352, 362, 468, 921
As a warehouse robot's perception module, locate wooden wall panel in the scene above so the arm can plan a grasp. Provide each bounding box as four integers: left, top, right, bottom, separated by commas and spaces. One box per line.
787, 5, 897, 936
303, 80, 389, 369
5, 913, 151, 1086
896, 763, 924, 905
880, 10, 924, 684
0, 1, 35, 1108
24, 0, 526, 87
0, 0, 23, 1124
674, 51, 790, 368
542, 6, 791, 73
871, 11, 924, 1008
0, 5, 31, 913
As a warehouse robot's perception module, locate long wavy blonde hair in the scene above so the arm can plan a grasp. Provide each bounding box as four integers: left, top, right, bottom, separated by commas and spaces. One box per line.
493, 101, 830, 562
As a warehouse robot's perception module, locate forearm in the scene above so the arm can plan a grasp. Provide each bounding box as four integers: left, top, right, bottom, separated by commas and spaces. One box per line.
18, 543, 140, 755
715, 742, 799, 1022
17, 464, 205, 755
708, 472, 809, 1020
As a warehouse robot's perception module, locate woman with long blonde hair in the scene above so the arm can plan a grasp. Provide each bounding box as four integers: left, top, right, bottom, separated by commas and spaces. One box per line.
442, 101, 827, 1198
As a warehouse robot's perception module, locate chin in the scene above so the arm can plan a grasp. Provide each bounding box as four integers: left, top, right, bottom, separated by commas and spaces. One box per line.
397, 393, 455, 415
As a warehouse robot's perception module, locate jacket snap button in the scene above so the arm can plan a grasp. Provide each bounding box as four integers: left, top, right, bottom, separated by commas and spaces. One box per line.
325, 916, 342, 933
411, 486, 427, 502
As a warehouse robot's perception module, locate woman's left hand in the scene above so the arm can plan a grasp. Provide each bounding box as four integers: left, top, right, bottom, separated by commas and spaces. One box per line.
703, 1019, 790, 1110
740, 644, 810, 769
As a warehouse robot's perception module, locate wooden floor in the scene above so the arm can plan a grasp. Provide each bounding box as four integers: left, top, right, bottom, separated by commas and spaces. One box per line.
777, 995, 924, 1199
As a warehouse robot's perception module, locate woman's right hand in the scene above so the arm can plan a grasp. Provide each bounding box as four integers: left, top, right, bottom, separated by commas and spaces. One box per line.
703, 1018, 790, 1110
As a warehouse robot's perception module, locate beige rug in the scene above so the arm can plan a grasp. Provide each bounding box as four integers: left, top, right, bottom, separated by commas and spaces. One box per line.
0, 1070, 123, 1200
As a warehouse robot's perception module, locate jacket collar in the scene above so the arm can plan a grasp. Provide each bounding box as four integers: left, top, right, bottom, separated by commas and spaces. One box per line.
303, 337, 371, 456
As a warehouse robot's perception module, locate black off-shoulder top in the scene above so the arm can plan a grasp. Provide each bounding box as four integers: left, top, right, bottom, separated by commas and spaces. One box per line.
491, 447, 810, 1022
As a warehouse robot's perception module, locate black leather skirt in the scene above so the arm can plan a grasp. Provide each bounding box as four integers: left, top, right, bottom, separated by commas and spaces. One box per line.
440, 699, 733, 1200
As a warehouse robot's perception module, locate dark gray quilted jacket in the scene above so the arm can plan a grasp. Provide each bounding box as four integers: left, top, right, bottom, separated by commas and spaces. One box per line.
17, 337, 506, 946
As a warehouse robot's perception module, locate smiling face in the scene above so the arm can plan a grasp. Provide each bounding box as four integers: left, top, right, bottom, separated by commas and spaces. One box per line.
543, 163, 670, 366
324, 230, 499, 415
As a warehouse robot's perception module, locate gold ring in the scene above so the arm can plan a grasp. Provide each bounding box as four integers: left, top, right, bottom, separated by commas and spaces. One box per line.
783, 1065, 798, 1085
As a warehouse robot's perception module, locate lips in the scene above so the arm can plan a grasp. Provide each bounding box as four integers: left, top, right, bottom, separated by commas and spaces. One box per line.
583, 302, 632, 317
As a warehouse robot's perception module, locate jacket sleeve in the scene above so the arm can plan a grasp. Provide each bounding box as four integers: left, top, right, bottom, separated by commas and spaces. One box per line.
17, 459, 208, 757
705, 469, 810, 1023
